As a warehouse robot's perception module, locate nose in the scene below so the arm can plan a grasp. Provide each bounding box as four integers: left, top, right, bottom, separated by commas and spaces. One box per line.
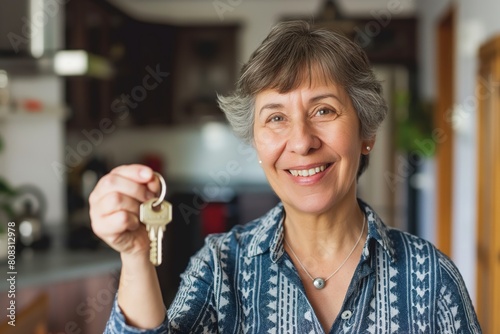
287, 121, 321, 155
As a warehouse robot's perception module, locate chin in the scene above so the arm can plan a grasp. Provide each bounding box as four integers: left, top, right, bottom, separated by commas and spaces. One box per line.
285, 196, 336, 215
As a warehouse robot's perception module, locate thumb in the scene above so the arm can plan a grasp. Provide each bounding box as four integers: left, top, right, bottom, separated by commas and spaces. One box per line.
110, 164, 154, 184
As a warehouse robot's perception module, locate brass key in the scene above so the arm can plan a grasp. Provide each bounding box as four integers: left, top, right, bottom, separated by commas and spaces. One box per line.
139, 172, 172, 266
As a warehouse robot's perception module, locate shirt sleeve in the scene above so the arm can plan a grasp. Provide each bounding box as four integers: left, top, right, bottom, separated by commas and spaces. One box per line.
436, 252, 482, 334
104, 298, 169, 334
103, 238, 219, 334
166, 236, 219, 332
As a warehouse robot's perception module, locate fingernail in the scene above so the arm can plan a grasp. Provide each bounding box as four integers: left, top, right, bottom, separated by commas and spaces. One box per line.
140, 168, 152, 180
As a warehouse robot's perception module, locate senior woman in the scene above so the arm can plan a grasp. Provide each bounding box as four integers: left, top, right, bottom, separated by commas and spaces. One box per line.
92, 21, 481, 333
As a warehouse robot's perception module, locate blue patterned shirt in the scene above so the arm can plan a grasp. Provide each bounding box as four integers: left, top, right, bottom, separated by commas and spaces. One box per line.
105, 202, 481, 333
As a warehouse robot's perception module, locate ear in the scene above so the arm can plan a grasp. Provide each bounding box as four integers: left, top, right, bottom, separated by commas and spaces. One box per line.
362, 138, 376, 155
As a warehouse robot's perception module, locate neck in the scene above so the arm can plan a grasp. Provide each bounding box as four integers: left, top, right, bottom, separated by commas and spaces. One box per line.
282, 194, 365, 261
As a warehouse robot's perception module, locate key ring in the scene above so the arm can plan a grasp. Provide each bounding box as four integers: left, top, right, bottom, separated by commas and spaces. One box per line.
152, 172, 167, 208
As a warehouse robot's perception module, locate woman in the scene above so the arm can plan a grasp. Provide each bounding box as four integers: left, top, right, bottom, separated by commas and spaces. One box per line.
91, 21, 481, 333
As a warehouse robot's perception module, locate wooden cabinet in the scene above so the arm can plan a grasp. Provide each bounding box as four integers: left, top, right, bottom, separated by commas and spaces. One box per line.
171, 26, 239, 124
64, 0, 117, 129
64, 0, 175, 128
114, 21, 175, 126
311, 17, 417, 66
352, 18, 417, 66
64, 1, 238, 128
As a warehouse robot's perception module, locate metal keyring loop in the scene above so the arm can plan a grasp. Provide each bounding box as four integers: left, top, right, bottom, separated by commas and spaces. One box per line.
152, 172, 167, 207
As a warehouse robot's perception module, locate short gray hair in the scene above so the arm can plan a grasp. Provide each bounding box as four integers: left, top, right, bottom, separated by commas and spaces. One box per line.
218, 20, 388, 177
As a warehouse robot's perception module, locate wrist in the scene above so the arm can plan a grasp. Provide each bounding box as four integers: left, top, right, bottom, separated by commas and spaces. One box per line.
120, 251, 154, 272
118, 252, 159, 297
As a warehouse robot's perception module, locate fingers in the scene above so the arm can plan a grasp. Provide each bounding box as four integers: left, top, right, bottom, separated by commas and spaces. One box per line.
91, 210, 141, 237
107, 229, 150, 255
98, 222, 150, 255
146, 176, 162, 198
111, 164, 155, 183
90, 195, 148, 255
93, 190, 140, 216
111, 164, 162, 195
89, 164, 166, 255
90, 166, 156, 205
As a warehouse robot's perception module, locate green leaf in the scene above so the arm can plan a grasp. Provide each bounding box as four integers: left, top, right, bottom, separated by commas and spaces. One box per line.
0, 202, 15, 220
0, 177, 17, 196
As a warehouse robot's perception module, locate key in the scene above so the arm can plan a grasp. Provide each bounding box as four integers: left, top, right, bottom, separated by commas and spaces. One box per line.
139, 172, 171, 266
140, 198, 172, 266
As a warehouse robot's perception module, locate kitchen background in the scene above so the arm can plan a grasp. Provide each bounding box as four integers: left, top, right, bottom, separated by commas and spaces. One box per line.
0, 0, 499, 332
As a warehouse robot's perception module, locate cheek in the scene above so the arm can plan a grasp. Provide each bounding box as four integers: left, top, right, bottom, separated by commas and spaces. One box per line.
254, 127, 285, 162
323, 126, 361, 157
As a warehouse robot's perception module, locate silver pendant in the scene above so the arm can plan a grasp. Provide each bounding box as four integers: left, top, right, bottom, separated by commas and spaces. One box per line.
313, 278, 326, 289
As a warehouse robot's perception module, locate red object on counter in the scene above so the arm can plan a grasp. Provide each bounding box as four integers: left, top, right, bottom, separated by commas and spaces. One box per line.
23, 99, 43, 112
201, 202, 228, 235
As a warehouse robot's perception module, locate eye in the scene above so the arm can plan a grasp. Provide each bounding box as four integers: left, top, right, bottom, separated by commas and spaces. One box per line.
315, 108, 336, 117
268, 114, 284, 122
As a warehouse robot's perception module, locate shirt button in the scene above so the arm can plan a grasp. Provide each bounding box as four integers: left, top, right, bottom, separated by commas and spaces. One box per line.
341, 310, 352, 320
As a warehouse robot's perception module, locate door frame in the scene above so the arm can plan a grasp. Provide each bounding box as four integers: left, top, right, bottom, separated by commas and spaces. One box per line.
435, 6, 455, 256
476, 34, 500, 333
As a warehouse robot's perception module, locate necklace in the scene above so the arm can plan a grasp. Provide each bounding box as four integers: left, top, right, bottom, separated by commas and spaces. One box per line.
284, 215, 366, 290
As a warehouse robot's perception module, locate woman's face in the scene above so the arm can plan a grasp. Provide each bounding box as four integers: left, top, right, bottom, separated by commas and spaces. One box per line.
253, 76, 371, 215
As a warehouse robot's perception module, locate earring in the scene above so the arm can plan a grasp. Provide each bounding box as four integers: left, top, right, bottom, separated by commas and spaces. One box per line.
259, 160, 262, 164
366, 146, 371, 152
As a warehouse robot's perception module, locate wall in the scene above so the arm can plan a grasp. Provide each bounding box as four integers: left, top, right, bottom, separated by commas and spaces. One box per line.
416, 0, 500, 303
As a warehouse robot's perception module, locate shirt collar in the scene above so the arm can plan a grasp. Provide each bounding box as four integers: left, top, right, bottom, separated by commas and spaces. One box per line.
244, 200, 396, 263
358, 199, 396, 262
245, 203, 285, 261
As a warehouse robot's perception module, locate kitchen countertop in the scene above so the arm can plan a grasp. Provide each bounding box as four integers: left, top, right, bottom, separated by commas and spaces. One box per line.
0, 246, 121, 291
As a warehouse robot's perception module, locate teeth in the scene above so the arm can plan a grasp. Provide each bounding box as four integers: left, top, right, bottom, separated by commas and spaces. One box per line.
289, 164, 328, 177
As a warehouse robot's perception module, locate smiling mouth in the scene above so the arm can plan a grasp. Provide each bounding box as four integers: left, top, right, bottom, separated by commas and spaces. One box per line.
288, 163, 331, 177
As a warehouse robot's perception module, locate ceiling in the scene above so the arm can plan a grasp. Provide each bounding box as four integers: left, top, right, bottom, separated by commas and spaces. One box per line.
109, 0, 416, 23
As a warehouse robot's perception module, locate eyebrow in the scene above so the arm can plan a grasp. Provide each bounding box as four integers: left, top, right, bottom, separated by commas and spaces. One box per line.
258, 103, 283, 115
258, 93, 342, 115
310, 93, 341, 104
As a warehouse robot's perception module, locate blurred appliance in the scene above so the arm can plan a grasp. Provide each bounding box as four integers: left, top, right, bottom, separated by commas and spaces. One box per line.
13, 184, 51, 252
0, 0, 113, 78
0, 0, 58, 74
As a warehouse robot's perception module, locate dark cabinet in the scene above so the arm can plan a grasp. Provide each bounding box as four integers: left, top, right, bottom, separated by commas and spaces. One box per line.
64, 0, 175, 128
113, 21, 175, 126
64, 0, 238, 128
64, 0, 118, 128
351, 18, 417, 66
172, 26, 239, 124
